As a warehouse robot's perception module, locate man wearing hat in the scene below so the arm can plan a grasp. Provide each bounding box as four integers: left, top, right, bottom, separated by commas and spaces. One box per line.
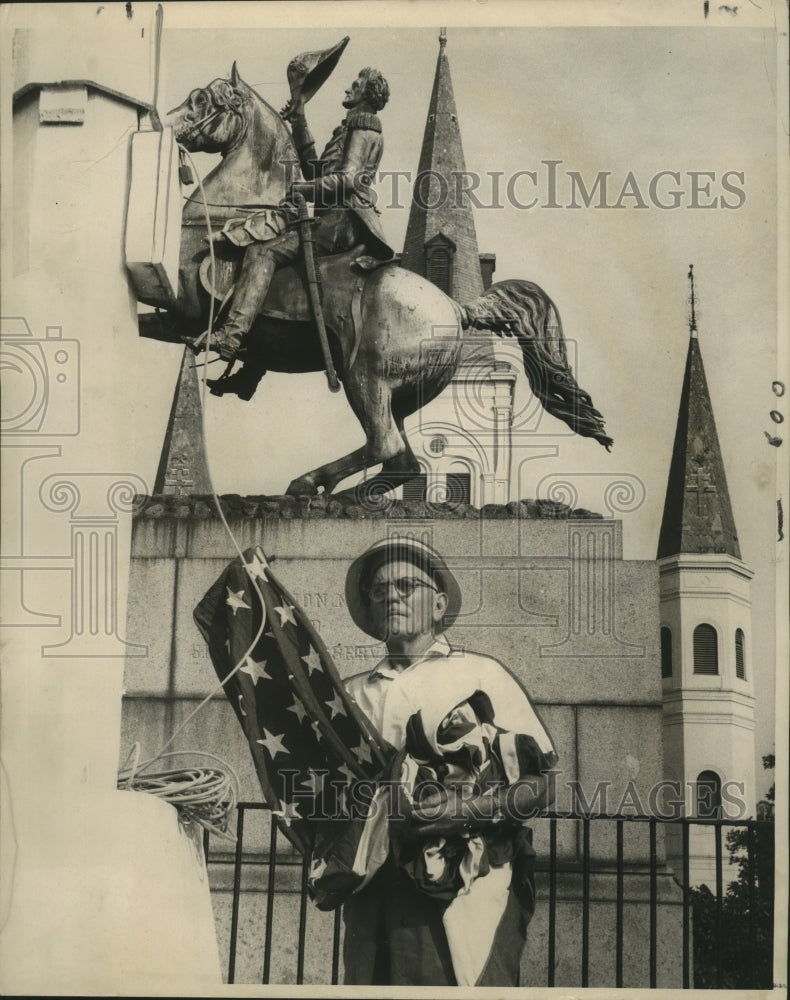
341, 536, 558, 986
206, 46, 395, 400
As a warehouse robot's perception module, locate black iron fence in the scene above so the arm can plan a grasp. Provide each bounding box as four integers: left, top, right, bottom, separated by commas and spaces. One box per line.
202, 806, 774, 989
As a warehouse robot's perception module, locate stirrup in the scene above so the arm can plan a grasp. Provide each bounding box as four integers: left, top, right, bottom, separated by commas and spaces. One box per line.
209, 326, 245, 362
186, 327, 244, 362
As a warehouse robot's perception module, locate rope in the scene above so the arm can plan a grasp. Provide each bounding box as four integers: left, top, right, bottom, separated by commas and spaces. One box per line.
118, 746, 240, 842
119, 144, 274, 825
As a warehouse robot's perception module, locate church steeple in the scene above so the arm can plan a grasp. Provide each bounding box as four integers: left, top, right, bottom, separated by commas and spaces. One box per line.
657, 267, 741, 559
657, 269, 756, 885
401, 28, 487, 304
398, 27, 513, 508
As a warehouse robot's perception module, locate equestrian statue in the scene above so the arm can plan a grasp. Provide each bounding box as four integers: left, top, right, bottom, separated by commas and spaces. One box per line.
142, 39, 612, 501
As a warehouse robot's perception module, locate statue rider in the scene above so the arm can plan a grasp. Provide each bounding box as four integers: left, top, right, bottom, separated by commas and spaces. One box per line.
205, 58, 394, 401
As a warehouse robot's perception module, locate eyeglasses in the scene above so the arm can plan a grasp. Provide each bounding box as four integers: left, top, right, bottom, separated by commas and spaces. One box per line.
369, 577, 439, 603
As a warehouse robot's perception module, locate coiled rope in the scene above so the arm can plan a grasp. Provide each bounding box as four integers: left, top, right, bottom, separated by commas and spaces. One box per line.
118, 744, 239, 841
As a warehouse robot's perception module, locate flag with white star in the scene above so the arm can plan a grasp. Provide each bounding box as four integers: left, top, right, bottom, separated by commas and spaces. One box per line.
193, 545, 392, 854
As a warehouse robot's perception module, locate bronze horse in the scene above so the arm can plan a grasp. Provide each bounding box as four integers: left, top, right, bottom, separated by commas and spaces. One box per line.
157, 66, 612, 500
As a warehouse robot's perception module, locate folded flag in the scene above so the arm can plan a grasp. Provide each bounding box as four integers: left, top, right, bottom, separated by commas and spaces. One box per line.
193, 545, 392, 857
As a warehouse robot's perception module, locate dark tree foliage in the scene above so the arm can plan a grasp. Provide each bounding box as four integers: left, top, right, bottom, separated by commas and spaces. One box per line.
690, 755, 775, 989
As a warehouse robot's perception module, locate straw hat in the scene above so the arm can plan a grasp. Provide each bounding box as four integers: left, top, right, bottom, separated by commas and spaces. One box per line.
345, 537, 462, 640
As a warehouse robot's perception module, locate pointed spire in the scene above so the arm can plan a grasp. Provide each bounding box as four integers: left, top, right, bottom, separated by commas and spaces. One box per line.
657, 273, 740, 559
153, 348, 213, 496
401, 29, 485, 305
688, 263, 697, 337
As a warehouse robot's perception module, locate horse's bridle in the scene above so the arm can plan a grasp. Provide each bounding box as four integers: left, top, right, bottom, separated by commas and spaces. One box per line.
174, 83, 296, 213
175, 106, 229, 143
173, 79, 248, 144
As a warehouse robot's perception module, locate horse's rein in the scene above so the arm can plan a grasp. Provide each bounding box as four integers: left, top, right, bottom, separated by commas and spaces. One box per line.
176, 108, 225, 142
176, 101, 244, 143
183, 202, 289, 210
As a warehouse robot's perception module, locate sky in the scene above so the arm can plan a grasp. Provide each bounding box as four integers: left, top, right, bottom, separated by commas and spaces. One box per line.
125, 3, 786, 795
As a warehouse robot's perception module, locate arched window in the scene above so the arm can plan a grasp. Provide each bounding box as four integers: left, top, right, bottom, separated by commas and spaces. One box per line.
693, 624, 718, 675
660, 627, 673, 678
696, 770, 722, 818
735, 628, 746, 679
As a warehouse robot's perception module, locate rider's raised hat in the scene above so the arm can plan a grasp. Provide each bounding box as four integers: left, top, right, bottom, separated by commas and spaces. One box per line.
345, 536, 462, 640
287, 35, 350, 108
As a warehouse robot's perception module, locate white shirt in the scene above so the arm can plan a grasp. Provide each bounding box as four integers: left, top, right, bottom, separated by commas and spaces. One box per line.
345, 635, 555, 757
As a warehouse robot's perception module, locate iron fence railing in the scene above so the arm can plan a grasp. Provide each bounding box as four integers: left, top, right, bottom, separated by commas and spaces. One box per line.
202, 807, 774, 988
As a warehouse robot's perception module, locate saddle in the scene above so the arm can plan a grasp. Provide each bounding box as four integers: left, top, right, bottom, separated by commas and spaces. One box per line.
199, 243, 396, 325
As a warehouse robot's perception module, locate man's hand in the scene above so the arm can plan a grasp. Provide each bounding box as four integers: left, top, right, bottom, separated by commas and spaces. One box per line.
411, 785, 503, 837
280, 95, 306, 122
410, 775, 551, 836
284, 180, 315, 207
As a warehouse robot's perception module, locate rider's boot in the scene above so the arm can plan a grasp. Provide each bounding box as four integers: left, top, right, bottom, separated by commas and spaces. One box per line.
207, 361, 267, 401
211, 248, 276, 362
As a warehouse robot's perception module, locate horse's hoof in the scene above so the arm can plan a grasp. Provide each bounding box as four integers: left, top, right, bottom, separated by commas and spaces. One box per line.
285, 476, 319, 497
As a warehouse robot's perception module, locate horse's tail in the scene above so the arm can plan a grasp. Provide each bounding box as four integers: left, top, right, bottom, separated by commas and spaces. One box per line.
459, 279, 613, 450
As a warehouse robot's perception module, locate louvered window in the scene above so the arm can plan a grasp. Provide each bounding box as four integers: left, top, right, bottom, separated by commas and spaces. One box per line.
427, 246, 452, 294
402, 474, 427, 502
693, 624, 718, 675
660, 627, 673, 678
735, 628, 746, 679
445, 473, 471, 506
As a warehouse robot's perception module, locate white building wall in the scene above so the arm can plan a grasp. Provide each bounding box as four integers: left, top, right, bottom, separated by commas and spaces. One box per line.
659, 553, 756, 887
1, 7, 221, 991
